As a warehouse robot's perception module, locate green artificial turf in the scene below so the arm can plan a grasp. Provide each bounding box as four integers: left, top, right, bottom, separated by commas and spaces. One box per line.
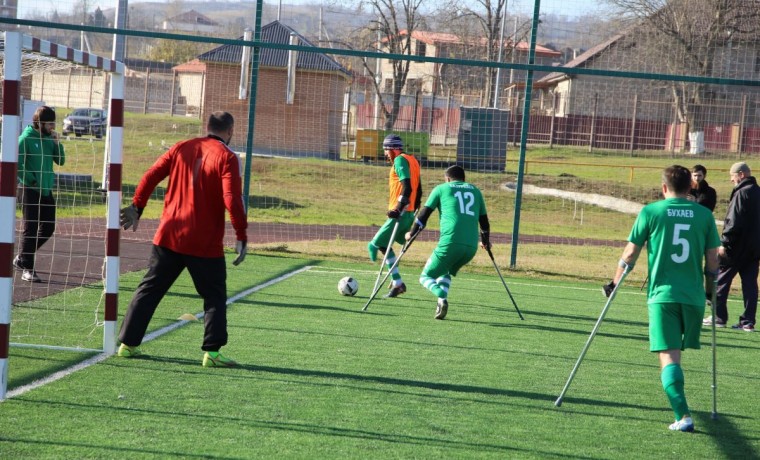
1, 253, 758, 458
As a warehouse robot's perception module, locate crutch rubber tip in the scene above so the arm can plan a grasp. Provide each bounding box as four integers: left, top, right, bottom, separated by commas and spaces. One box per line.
554, 399, 563, 407
711, 412, 718, 420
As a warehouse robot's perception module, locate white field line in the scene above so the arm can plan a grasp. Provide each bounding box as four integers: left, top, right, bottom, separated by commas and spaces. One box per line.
4, 266, 313, 401
308, 267, 379, 275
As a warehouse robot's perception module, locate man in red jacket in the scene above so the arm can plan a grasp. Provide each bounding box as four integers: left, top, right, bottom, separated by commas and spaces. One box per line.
117, 111, 248, 367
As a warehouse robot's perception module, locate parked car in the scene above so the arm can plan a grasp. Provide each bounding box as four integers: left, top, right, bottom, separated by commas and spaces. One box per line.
62, 108, 107, 138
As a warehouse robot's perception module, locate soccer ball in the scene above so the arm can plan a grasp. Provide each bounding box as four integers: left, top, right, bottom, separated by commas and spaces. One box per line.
338, 277, 359, 296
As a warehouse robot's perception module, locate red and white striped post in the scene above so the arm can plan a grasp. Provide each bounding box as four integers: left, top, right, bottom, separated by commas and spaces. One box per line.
0, 31, 23, 401
0, 35, 126, 398
23, 34, 125, 355
104, 71, 125, 355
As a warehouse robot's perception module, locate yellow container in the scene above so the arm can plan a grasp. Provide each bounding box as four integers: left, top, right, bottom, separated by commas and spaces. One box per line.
353, 129, 430, 161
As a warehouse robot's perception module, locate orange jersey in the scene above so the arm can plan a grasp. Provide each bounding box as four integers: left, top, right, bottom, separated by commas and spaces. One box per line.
388, 153, 421, 212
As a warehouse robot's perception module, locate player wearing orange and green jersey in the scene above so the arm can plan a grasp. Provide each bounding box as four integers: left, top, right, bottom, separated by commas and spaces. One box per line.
368, 135, 422, 298
387, 152, 421, 213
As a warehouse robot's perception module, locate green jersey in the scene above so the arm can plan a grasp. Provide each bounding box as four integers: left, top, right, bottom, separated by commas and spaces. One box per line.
17, 125, 65, 196
424, 180, 486, 247
628, 197, 721, 306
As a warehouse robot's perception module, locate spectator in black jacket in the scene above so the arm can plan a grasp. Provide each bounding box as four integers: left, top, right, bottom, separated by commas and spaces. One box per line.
703, 162, 760, 332
688, 164, 717, 212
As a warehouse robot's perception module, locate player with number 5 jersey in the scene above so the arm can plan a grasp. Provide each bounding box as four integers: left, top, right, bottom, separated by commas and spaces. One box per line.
407, 166, 491, 320
629, 195, 720, 307
605, 165, 720, 433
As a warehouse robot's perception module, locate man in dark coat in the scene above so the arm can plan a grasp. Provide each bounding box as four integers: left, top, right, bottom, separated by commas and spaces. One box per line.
704, 162, 760, 332
688, 164, 716, 212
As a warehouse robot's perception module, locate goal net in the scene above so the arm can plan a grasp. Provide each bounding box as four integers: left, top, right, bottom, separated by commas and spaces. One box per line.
0, 31, 125, 399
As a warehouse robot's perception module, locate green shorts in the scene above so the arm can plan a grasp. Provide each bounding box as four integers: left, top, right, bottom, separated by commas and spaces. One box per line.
422, 243, 478, 279
370, 213, 414, 249
648, 302, 705, 352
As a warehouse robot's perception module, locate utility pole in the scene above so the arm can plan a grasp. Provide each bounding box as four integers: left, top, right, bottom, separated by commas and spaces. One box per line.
508, 16, 517, 108
374, 17, 382, 130
493, 1, 508, 108
112, 0, 127, 62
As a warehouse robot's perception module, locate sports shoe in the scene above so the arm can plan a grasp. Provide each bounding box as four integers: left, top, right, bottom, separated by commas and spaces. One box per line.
435, 298, 448, 320
21, 270, 41, 283
702, 316, 726, 328
384, 282, 407, 298
202, 351, 237, 367
731, 321, 755, 332
668, 416, 694, 432
12, 255, 26, 270
117, 343, 142, 357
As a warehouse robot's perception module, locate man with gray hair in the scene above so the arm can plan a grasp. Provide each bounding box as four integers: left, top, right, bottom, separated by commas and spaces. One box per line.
703, 162, 760, 332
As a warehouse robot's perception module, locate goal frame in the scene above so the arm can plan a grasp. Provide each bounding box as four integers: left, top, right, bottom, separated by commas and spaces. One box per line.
0, 31, 125, 400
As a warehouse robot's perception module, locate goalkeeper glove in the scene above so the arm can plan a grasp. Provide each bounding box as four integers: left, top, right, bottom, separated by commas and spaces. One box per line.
602, 280, 615, 298
233, 240, 247, 266
120, 204, 144, 232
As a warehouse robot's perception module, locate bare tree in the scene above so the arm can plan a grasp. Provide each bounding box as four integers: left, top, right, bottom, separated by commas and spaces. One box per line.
607, 0, 760, 138
433, 1, 532, 107
356, 0, 427, 130
450, 0, 508, 107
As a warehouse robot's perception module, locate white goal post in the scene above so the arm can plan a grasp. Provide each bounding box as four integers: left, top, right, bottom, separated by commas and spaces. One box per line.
0, 31, 125, 400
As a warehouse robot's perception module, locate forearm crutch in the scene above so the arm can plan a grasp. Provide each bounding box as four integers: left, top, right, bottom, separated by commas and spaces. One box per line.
555, 265, 631, 407
486, 247, 524, 320
369, 217, 401, 296
363, 228, 421, 312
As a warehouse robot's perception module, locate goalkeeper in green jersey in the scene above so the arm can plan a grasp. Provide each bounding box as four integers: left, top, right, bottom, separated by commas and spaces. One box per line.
605, 165, 720, 432
407, 165, 491, 320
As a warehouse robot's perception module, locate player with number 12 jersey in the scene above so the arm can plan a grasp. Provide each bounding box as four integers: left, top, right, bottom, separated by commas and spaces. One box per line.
426, 180, 487, 248
408, 166, 491, 319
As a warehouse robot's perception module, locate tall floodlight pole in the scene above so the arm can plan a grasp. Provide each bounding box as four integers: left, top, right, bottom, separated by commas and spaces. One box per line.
242, 0, 264, 212
493, 2, 508, 108
509, 0, 541, 268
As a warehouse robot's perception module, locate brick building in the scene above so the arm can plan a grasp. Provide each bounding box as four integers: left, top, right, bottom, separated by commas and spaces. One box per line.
180, 20, 351, 158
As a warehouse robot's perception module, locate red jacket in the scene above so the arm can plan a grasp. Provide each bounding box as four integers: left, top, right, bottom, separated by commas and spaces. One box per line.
133, 136, 248, 258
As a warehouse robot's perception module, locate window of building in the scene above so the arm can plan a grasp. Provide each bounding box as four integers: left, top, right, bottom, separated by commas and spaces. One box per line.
405, 79, 420, 95
416, 41, 427, 57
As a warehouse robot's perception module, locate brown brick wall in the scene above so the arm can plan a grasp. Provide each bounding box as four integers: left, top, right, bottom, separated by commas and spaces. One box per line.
202, 64, 349, 157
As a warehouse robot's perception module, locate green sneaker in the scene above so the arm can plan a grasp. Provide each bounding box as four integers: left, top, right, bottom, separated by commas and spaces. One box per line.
117, 343, 142, 357
202, 351, 237, 367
